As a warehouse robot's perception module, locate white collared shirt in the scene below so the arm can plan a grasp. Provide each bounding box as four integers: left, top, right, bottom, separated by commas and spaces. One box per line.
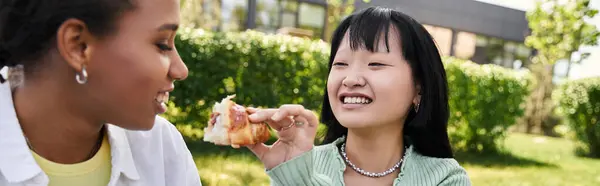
0, 68, 202, 186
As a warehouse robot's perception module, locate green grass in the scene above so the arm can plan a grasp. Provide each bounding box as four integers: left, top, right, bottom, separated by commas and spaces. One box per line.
459, 133, 600, 186
186, 133, 600, 186
187, 140, 270, 186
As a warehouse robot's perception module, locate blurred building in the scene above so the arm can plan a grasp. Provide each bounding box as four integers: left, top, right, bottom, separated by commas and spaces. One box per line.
185, 0, 533, 68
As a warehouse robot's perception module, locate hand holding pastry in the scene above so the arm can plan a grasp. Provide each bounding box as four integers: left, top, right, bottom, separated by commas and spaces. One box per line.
245, 104, 319, 170
203, 95, 271, 148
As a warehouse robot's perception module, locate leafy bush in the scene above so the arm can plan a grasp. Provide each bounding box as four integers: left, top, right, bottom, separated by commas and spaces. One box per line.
444, 57, 534, 154
554, 77, 600, 158
165, 28, 330, 128
166, 28, 534, 155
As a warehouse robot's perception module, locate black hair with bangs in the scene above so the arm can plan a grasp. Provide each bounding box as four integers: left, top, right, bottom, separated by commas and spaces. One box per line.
321, 6, 453, 158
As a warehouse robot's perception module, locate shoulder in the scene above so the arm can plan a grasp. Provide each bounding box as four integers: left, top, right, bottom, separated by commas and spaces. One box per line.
402, 149, 471, 185
105, 116, 190, 164
408, 151, 464, 172
118, 116, 188, 155
304, 137, 345, 166
106, 116, 201, 185
313, 137, 344, 155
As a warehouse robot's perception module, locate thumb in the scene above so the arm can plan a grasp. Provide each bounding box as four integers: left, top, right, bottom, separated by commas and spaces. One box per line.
246, 107, 258, 114
245, 143, 269, 159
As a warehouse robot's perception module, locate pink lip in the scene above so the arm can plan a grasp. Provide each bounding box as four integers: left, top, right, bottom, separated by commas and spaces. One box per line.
341, 103, 371, 109
160, 84, 175, 92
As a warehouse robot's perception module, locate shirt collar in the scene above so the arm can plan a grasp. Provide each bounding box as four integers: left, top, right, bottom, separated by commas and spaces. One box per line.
0, 68, 140, 182
330, 135, 415, 175
106, 124, 141, 181
0, 79, 43, 183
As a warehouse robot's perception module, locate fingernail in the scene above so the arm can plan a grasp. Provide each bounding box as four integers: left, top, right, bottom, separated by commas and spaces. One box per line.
249, 114, 257, 120
271, 112, 281, 121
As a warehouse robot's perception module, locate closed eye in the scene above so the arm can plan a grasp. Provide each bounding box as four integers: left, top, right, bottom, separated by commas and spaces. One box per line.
332, 62, 348, 66
368, 62, 387, 66
156, 43, 174, 52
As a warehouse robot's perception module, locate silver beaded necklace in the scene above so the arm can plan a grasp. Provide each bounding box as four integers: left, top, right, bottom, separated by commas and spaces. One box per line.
340, 142, 406, 178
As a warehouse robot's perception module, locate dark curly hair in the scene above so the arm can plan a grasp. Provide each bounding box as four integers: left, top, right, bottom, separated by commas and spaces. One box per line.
0, 0, 135, 83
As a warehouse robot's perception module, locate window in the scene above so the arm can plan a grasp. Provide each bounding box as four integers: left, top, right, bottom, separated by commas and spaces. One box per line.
256, 0, 280, 33
515, 44, 532, 64
423, 24, 452, 56
280, 0, 298, 27
506, 43, 532, 69
298, 3, 326, 38
180, 0, 221, 31
470, 35, 505, 66
281, 13, 297, 27
453, 31, 477, 59
503, 42, 517, 67
187, 0, 329, 40
181, 0, 248, 32
220, 0, 248, 32
468, 35, 532, 68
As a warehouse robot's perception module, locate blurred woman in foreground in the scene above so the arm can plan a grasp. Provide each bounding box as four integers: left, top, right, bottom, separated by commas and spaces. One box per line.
0, 0, 200, 185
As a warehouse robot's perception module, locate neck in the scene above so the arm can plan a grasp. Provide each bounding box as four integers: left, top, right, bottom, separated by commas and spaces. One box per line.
344, 123, 405, 173
13, 75, 104, 164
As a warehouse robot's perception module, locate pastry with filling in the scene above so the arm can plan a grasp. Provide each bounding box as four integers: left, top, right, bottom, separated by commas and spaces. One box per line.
203, 95, 271, 148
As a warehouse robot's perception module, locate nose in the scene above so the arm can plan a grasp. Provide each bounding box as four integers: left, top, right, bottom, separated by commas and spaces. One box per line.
342, 75, 365, 87
168, 48, 188, 81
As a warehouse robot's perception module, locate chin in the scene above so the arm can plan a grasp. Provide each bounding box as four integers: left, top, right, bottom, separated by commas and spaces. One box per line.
114, 116, 156, 131
335, 113, 377, 128
339, 122, 373, 129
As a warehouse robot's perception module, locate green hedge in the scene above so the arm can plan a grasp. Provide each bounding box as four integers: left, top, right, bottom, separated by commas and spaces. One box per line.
444, 57, 534, 154
165, 28, 330, 128
554, 77, 600, 158
166, 28, 533, 155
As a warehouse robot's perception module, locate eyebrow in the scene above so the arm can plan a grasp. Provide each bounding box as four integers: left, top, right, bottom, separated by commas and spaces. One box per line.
157, 24, 179, 32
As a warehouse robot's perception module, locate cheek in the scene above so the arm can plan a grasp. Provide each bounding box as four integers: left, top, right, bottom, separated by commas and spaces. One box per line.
327, 72, 342, 101
98, 48, 161, 86
89, 42, 170, 107
372, 71, 415, 108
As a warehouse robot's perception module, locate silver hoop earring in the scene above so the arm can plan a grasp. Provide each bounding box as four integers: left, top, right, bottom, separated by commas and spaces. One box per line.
76, 66, 88, 84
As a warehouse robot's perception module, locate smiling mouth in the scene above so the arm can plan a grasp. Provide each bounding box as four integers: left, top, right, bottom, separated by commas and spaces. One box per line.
340, 96, 373, 104
155, 92, 169, 104
154, 91, 169, 114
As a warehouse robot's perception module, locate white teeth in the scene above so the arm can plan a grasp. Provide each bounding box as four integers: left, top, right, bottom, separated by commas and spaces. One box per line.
155, 93, 169, 103
162, 94, 168, 103
342, 96, 372, 104
163, 94, 169, 103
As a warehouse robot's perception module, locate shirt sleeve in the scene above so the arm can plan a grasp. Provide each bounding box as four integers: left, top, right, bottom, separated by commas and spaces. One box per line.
266, 149, 332, 186
160, 117, 203, 186
437, 164, 471, 186
183, 147, 202, 186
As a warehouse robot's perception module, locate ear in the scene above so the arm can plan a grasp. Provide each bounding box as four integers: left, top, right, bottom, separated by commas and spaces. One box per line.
55, 18, 95, 72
